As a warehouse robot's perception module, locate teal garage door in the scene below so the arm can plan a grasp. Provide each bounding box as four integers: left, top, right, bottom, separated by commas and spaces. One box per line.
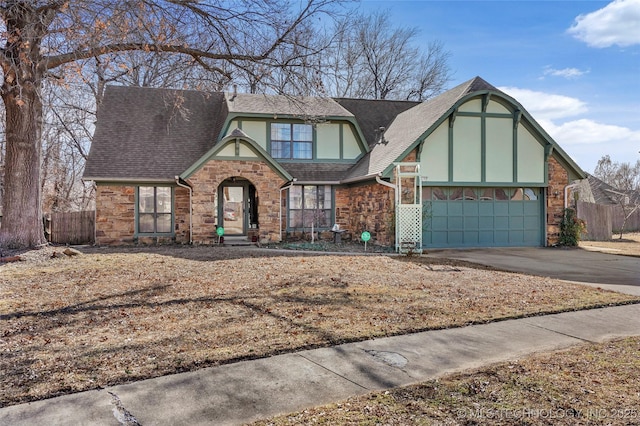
423, 187, 544, 248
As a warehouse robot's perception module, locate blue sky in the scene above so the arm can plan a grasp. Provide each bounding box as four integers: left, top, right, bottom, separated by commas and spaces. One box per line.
359, 0, 640, 174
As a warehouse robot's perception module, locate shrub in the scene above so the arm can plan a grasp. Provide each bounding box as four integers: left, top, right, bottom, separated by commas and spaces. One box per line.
558, 208, 586, 246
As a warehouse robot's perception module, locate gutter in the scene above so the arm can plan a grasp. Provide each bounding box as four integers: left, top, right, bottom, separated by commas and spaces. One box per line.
340, 173, 380, 185
175, 176, 193, 244
83, 177, 176, 184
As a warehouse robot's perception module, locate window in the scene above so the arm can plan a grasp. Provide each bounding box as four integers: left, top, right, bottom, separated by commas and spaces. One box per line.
138, 187, 172, 234
271, 123, 313, 159
289, 185, 332, 229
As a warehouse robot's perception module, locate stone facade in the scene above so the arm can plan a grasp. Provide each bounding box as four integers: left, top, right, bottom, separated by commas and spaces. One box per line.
94, 153, 574, 247
335, 182, 395, 246
546, 156, 570, 245
95, 185, 136, 245
188, 159, 287, 244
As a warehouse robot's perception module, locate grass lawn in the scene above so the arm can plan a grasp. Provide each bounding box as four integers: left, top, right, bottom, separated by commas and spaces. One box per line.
1, 246, 638, 408
252, 336, 640, 425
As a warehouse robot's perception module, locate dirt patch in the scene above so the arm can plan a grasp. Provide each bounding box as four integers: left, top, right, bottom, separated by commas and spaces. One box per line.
580, 232, 640, 257
253, 336, 640, 425
1, 245, 638, 407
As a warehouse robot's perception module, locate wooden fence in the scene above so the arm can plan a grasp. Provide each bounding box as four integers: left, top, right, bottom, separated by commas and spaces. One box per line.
47, 210, 95, 245
576, 201, 611, 241
577, 201, 640, 241
612, 205, 640, 233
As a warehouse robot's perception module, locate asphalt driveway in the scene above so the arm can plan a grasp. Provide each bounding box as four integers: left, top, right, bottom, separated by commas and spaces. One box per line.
426, 247, 640, 295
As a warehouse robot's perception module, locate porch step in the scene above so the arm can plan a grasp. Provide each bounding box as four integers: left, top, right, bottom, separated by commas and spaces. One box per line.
222, 236, 257, 247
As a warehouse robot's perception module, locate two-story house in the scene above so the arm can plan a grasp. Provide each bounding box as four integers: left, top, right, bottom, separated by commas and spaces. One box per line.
83, 76, 585, 249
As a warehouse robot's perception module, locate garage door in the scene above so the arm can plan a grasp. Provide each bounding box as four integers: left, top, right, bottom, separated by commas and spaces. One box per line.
423, 187, 544, 248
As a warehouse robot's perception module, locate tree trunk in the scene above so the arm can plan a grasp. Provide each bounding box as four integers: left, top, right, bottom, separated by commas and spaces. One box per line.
0, 84, 47, 249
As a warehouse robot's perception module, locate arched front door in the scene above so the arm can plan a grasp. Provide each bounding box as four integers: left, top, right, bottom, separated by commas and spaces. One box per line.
218, 177, 258, 236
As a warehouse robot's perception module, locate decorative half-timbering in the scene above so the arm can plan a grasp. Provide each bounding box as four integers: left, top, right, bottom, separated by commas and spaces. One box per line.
84, 77, 585, 248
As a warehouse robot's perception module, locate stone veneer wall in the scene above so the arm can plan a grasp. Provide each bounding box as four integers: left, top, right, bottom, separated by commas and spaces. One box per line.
335, 182, 395, 246
546, 156, 570, 245
95, 185, 135, 245
95, 184, 191, 245
173, 186, 190, 243
188, 159, 286, 244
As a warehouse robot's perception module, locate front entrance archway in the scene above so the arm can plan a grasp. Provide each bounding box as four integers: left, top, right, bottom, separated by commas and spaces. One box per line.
218, 177, 258, 236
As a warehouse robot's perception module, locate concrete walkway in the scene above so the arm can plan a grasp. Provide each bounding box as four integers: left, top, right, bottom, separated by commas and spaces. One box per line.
2, 303, 640, 426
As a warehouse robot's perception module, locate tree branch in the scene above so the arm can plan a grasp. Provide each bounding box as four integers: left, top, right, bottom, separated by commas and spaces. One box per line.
44, 43, 270, 70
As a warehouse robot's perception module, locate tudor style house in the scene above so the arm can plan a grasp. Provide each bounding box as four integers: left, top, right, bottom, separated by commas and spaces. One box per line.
83, 77, 585, 249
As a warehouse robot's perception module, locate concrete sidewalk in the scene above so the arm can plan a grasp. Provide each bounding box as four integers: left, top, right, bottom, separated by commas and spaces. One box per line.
2, 303, 639, 426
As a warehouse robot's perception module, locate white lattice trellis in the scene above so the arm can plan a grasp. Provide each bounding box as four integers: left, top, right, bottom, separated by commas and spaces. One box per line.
397, 205, 422, 253
395, 163, 422, 254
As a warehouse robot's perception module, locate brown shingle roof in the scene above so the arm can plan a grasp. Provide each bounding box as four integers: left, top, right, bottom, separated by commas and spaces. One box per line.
226, 92, 353, 118
84, 86, 225, 181
333, 98, 420, 147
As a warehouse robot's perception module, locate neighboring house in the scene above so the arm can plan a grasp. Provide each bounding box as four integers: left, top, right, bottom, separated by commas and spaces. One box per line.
83, 76, 585, 249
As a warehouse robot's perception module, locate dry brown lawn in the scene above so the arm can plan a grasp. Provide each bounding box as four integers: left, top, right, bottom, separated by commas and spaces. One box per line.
1, 245, 638, 408
580, 232, 640, 257
253, 336, 640, 426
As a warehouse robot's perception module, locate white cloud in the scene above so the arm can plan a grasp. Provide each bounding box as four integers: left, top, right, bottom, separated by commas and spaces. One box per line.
568, 0, 640, 48
542, 118, 640, 146
498, 86, 640, 172
498, 87, 587, 120
543, 67, 588, 79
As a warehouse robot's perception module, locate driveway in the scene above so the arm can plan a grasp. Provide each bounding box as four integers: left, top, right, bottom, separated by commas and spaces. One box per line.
426, 247, 640, 295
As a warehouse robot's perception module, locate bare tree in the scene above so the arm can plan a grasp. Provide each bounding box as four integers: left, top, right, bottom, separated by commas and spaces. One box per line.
0, 0, 341, 249
322, 10, 451, 100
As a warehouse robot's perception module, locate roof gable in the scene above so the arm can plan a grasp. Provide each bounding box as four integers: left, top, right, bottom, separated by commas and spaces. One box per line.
182, 129, 292, 182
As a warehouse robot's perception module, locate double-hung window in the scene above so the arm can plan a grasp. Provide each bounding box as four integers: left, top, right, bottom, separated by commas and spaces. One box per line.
138, 186, 172, 234
289, 185, 332, 229
271, 123, 313, 159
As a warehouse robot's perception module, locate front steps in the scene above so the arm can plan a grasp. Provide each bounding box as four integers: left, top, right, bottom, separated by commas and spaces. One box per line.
221, 236, 258, 247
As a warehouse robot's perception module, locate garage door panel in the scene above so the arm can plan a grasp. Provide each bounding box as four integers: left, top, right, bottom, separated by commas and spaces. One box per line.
464, 216, 479, 230
448, 216, 463, 229
448, 203, 463, 215
479, 203, 494, 216
479, 216, 494, 229
509, 203, 524, 215
464, 203, 479, 215
524, 216, 540, 229
494, 203, 509, 215
424, 187, 543, 248
509, 216, 524, 229
494, 230, 509, 244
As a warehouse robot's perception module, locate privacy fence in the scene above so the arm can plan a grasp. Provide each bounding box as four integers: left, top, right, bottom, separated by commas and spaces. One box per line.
577, 201, 640, 241
46, 210, 95, 245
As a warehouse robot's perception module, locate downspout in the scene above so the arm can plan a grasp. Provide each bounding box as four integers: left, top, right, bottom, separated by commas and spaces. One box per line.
175, 176, 193, 244
279, 179, 297, 241
91, 181, 97, 245
564, 182, 580, 209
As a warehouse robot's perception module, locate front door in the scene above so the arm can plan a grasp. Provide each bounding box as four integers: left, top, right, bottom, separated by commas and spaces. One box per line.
221, 185, 245, 235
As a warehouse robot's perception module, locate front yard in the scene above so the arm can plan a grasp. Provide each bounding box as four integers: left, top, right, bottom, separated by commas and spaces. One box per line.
1, 245, 638, 407
580, 232, 640, 256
